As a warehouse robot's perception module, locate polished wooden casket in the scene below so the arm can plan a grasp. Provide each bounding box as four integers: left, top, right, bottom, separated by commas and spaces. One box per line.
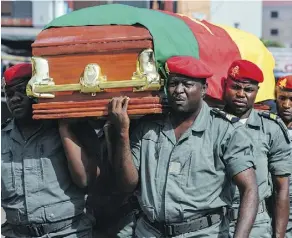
28, 25, 166, 119
27, 5, 276, 119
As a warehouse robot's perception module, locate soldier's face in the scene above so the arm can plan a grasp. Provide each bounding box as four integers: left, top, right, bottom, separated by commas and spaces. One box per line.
5, 80, 33, 120
224, 78, 259, 117
167, 74, 206, 113
276, 89, 292, 124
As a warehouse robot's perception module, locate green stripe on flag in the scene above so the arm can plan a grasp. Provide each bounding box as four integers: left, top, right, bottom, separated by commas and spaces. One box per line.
44, 4, 199, 71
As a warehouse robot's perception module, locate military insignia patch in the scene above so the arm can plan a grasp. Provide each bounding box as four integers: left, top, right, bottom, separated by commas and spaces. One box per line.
278, 78, 287, 88
230, 65, 240, 78
259, 111, 290, 143
1, 118, 12, 129
211, 108, 240, 123
165, 62, 170, 75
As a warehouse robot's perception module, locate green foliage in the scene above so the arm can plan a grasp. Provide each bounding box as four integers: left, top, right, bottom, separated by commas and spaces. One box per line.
261, 39, 284, 48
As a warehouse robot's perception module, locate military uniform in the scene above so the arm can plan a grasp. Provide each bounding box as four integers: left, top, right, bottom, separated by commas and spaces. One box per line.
223, 61, 292, 238
287, 129, 292, 238
276, 75, 292, 238
131, 101, 255, 237
228, 110, 291, 238
1, 119, 93, 237
72, 120, 139, 238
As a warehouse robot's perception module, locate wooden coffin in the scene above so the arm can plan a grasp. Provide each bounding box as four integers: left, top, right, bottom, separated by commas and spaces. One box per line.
28, 6, 275, 119
28, 25, 166, 119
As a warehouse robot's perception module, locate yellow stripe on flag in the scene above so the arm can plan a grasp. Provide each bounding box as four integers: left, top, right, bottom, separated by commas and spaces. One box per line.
217, 24, 276, 102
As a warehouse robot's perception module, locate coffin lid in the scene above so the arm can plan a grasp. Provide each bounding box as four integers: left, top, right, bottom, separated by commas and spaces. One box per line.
32, 25, 152, 48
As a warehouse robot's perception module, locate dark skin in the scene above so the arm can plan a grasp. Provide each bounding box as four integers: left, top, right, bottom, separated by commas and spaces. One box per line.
5, 78, 95, 189
167, 74, 207, 140
223, 77, 259, 118
224, 77, 290, 238
275, 88, 292, 238
276, 88, 292, 128
58, 120, 101, 188
5, 78, 42, 140
109, 74, 258, 238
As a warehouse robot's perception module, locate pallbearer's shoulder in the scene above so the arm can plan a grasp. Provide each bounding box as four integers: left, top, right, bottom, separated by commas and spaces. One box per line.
210, 108, 240, 124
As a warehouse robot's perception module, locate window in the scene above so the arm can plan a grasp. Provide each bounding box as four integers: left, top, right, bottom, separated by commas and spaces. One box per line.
270, 29, 279, 36
234, 22, 240, 29
271, 11, 278, 18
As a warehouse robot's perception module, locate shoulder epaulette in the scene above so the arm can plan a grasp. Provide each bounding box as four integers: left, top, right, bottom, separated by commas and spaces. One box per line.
1, 118, 12, 130
259, 111, 290, 142
211, 108, 240, 123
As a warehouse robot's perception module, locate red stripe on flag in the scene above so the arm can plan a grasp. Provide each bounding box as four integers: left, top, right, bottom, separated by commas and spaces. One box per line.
162, 11, 241, 100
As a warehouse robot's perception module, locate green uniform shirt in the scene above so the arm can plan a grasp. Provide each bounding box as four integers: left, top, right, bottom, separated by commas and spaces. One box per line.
232, 109, 291, 206
1, 120, 86, 225
130, 102, 256, 223
289, 129, 292, 196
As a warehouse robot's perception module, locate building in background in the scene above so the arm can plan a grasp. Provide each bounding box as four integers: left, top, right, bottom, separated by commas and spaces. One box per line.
262, 0, 292, 48
176, 0, 263, 38
210, 1, 263, 38
1, 0, 71, 27
177, 1, 210, 20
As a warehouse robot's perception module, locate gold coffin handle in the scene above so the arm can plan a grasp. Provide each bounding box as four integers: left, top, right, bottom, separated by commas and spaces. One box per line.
33, 78, 156, 93
27, 49, 162, 98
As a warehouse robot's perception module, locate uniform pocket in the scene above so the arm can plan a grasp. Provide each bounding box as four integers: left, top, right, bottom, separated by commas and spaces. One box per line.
44, 199, 85, 222
1, 148, 16, 199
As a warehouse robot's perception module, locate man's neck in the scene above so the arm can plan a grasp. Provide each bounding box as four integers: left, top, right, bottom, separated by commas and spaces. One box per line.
171, 105, 202, 127
285, 121, 292, 129
224, 106, 252, 119
15, 117, 42, 141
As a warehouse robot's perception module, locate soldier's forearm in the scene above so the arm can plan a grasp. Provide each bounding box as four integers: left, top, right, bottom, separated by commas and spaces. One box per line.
115, 131, 139, 193
232, 168, 258, 238
234, 187, 259, 238
272, 176, 290, 238
59, 125, 90, 188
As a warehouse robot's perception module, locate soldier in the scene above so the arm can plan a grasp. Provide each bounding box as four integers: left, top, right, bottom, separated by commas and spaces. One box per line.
223, 60, 291, 238
275, 75, 292, 238
59, 119, 140, 237
1, 63, 94, 237
108, 56, 259, 237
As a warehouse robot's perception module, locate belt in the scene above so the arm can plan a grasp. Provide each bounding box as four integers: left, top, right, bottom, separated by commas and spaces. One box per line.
9, 217, 77, 237
143, 208, 224, 237
229, 200, 267, 221
93, 196, 140, 230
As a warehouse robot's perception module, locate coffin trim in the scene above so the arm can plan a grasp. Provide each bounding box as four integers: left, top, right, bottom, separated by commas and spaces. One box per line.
27, 49, 162, 98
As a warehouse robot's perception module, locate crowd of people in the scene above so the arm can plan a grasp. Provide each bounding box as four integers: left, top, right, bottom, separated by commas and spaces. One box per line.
1, 56, 292, 238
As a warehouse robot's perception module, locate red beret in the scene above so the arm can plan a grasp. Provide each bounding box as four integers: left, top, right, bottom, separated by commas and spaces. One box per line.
227, 60, 264, 83
3, 63, 32, 87
277, 75, 292, 90
165, 56, 213, 79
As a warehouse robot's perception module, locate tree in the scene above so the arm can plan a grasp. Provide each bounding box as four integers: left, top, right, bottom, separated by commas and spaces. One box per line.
261, 39, 284, 48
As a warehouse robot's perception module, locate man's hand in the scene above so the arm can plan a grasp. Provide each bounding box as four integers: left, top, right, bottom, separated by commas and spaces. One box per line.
108, 96, 130, 134
108, 96, 138, 192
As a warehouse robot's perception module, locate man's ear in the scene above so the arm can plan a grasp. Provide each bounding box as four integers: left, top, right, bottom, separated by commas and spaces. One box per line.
222, 77, 227, 88
201, 82, 208, 98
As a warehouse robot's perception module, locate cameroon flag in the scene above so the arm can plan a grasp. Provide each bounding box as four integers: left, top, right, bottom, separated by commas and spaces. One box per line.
45, 4, 275, 103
